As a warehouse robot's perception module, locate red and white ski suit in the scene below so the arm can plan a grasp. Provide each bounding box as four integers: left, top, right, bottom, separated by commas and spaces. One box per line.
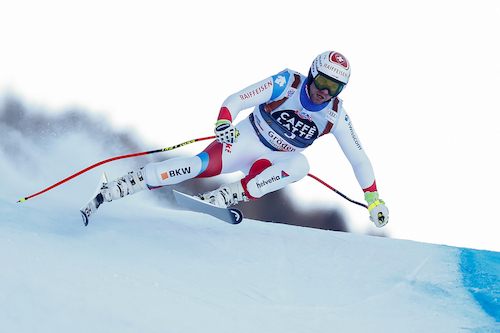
144, 69, 377, 199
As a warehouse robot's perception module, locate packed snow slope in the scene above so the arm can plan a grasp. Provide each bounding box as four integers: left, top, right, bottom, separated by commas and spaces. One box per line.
1, 96, 499, 332
1, 197, 500, 333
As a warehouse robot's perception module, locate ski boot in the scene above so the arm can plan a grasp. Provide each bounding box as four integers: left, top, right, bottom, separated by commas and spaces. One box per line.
199, 180, 249, 208
101, 168, 148, 202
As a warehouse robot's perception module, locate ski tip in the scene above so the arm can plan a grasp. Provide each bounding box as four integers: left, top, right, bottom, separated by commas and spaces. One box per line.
80, 210, 89, 227
17, 198, 27, 203
173, 190, 244, 225
229, 208, 243, 224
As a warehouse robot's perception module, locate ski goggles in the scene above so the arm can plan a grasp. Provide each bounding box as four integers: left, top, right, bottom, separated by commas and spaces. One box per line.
313, 73, 345, 97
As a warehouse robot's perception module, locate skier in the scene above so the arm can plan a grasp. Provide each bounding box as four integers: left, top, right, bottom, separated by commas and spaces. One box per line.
99, 51, 389, 227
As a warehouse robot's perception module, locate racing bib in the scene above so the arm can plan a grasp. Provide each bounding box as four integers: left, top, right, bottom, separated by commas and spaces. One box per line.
271, 110, 319, 145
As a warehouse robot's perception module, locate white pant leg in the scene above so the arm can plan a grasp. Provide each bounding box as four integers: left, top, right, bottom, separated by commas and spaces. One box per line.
219, 117, 273, 175
143, 155, 203, 187
244, 152, 310, 199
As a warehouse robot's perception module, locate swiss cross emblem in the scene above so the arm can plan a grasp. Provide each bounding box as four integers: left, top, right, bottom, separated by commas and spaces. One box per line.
329, 52, 349, 70
275, 75, 286, 87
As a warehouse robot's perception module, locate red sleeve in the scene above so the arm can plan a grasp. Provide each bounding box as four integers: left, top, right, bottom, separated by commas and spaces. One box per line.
363, 181, 378, 193
217, 107, 232, 122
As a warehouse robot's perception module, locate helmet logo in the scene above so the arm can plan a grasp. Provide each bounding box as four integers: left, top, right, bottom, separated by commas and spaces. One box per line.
329, 52, 349, 70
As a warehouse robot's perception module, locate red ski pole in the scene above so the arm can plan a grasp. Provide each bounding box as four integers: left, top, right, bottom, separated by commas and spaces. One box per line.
307, 173, 368, 209
17, 136, 216, 203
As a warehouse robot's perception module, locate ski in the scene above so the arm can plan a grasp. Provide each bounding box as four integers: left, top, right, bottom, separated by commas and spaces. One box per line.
80, 173, 108, 226
173, 190, 243, 225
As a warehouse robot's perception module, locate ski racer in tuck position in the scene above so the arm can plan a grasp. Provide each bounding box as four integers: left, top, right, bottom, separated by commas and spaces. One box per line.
98, 51, 389, 227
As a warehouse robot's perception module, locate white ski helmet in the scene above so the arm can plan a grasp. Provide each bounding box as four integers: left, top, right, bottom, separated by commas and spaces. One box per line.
309, 51, 351, 87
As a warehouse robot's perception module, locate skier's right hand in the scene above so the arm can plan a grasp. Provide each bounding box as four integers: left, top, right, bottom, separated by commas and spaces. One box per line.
365, 191, 389, 228
215, 120, 240, 144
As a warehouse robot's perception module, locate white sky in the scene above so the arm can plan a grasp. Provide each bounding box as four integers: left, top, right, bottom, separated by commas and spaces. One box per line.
1, 0, 500, 251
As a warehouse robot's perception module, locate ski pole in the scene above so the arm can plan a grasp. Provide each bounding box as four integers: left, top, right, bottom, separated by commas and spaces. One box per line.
17, 136, 216, 203
307, 173, 368, 209
18, 134, 367, 210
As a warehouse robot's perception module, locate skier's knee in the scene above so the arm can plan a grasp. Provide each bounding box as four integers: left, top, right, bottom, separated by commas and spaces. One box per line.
285, 153, 310, 179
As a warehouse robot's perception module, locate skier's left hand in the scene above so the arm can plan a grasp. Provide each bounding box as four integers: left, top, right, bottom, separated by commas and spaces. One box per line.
365, 191, 389, 228
215, 120, 240, 144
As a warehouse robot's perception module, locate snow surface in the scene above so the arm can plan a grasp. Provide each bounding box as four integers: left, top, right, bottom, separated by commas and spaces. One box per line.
1, 103, 499, 332
2, 196, 500, 332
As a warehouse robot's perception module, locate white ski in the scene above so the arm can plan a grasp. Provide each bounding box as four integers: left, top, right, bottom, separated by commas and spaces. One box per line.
173, 190, 243, 225
80, 173, 108, 226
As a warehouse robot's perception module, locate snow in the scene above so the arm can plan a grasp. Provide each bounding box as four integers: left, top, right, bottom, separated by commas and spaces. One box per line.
1, 102, 499, 332
2, 196, 500, 332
